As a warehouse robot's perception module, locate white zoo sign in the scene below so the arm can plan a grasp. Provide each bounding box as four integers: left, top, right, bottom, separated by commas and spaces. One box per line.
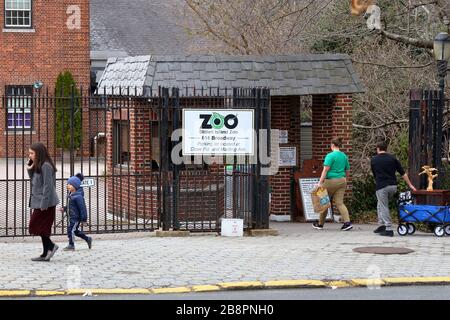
183, 109, 254, 155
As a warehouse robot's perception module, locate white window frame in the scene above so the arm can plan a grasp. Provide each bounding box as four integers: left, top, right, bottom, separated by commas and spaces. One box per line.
113, 120, 130, 167
6, 86, 33, 130
4, 0, 32, 28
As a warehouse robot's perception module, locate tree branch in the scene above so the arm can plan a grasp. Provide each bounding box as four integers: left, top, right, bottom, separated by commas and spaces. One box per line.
353, 119, 409, 129
352, 59, 434, 69
185, 1, 246, 54
379, 29, 433, 48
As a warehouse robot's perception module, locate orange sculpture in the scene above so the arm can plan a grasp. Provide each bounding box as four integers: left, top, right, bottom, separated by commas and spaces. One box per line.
419, 166, 438, 191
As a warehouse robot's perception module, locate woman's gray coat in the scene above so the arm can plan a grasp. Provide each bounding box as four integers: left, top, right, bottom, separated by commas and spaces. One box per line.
28, 162, 59, 209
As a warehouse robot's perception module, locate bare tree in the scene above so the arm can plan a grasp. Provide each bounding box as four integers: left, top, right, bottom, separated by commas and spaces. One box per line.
180, 0, 450, 176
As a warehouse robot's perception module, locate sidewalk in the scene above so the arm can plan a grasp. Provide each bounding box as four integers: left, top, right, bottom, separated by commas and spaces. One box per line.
1, 222, 450, 295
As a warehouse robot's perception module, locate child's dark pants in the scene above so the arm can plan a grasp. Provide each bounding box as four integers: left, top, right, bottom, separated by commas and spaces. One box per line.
68, 218, 89, 246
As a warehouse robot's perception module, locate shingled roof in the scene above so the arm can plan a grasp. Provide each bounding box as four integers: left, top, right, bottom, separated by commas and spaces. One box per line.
97, 54, 365, 96
90, 0, 201, 55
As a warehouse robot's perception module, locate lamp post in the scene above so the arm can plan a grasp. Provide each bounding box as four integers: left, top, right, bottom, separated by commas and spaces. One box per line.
434, 32, 450, 93
433, 32, 450, 188
33, 81, 43, 96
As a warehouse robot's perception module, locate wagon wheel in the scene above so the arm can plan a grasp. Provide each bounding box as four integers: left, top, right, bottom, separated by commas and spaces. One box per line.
444, 225, 450, 236
397, 224, 408, 236
434, 225, 445, 237
406, 223, 416, 235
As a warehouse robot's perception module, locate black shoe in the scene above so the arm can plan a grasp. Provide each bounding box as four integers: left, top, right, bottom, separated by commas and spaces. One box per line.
341, 222, 353, 231
374, 225, 386, 234
379, 230, 394, 237
312, 222, 323, 230
86, 237, 92, 249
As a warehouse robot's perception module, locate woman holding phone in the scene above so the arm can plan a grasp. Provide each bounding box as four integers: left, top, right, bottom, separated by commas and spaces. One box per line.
27, 142, 60, 262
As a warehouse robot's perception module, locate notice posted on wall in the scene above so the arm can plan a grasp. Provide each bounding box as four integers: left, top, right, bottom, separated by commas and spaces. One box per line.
183, 109, 254, 155
279, 147, 296, 167
299, 178, 333, 221
279, 130, 288, 144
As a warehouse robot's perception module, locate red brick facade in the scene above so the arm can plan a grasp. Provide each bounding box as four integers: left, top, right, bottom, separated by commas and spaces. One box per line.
269, 94, 353, 216
105, 103, 225, 221
269, 96, 301, 216
311, 94, 353, 200
102, 93, 353, 221
0, 0, 90, 157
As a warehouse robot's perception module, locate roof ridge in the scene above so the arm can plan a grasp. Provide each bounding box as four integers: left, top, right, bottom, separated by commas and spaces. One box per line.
146, 55, 158, 89
150, 54, 353, 63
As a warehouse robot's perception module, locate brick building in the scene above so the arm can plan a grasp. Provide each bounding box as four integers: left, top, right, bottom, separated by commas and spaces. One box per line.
0, 0, 90, 157
97, 54, 365, 221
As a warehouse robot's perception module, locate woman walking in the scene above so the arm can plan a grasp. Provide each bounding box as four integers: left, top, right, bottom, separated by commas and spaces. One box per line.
27, 142, 60, 261
313, 137, 353, 231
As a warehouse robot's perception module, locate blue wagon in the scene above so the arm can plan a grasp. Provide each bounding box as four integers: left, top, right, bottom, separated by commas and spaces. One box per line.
398, 204, 450, 237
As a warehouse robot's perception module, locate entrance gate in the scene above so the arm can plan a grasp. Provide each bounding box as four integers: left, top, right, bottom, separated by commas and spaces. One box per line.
409, 89, 449, 189
0, 86, 270, 237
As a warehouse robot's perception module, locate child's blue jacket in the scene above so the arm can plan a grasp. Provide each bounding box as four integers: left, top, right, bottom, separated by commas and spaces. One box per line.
67, 188, 87, 222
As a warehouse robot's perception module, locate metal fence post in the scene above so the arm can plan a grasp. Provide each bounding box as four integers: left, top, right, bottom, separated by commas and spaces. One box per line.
172, 87, 180, 230
260, 88, 270, 229
161, 87, 171, 231
253, 88, 261, 229
70, 85, 75, 177
436, 89, 444, 188
408, 89, 422, 189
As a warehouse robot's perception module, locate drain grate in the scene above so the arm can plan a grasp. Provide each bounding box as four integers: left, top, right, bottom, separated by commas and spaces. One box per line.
353, 247, 414, 255
117, 271, 141, 275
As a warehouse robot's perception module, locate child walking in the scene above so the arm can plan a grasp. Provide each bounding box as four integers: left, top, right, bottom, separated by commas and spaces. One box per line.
63, 173, 92, 251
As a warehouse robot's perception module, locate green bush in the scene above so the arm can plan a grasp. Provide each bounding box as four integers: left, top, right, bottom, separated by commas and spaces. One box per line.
349, 130, 412, 222
388, 129, 409, 169
439, 162, 450, 190
55, 71, 81, 150
349, 175, 408, 222
349, 177, 378, 214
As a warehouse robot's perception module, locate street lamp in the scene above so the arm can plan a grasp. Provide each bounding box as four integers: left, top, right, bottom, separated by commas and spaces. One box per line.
434, 32, 450, 90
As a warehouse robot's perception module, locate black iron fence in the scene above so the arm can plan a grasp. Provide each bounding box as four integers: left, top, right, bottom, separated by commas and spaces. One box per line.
409, 89, 449, 189
157, 87, 271, 232
0, 86, 270, 237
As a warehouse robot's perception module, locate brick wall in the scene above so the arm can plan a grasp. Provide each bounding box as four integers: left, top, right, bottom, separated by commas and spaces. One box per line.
105, 102, 226, 223
270, 96, 301, 215
101, 94, 353, 221
269, 94, 353, 217
0, 0, 90, 157
312, 94, 353, 199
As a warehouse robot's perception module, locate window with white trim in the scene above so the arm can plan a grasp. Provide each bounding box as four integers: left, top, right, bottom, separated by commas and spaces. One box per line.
5, 0, 32, 28
6, 86, 33, 130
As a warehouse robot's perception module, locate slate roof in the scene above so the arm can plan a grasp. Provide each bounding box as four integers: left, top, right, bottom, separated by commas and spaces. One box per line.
97, 54, 365, 96
90, 0, 202, 55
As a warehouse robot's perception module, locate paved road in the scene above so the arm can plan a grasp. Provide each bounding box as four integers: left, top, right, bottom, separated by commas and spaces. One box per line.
9, 285, 450, 300
1, 222, 450, 291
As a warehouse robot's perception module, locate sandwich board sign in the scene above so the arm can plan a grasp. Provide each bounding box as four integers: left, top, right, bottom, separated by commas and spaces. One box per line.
299, 178, 333, 221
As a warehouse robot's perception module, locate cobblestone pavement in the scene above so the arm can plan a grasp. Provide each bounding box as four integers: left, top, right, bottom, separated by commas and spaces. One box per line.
1, 222, 450, 291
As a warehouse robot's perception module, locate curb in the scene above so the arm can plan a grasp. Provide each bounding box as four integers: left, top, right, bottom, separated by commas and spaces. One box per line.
1, 277, 450, 297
